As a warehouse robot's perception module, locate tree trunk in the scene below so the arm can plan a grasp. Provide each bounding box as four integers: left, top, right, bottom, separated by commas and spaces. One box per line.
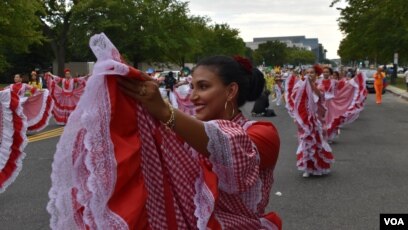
57, 45, 66, 77
42, 11, 71, 77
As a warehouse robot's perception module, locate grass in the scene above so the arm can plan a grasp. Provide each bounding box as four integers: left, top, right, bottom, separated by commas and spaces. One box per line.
388, 77, 406, 90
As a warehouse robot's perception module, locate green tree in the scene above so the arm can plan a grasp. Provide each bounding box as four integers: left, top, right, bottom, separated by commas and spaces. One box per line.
40, 0, 79, 76
69, 0, 202, 67
254, 41, 287, 66
332, 0, 408, 65
286, 47, 315, 65
0, 0, 44, 73
192, 23, 246, 61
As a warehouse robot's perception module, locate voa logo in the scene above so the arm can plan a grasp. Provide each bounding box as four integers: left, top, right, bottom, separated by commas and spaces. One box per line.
384, 218, 405, 226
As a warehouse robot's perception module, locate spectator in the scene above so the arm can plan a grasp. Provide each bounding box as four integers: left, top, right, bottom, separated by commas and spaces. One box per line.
405, 69, 408, 92
373, 67, 385, 104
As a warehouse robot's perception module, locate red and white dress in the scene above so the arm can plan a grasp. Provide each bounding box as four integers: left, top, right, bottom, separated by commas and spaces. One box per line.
285, 75, 334, 175
46, 74, 86, 125
47, 33, 282, 230
0, 88, 28, 193
9, 83, 54, 133
317, 75, 367, 141
173, 76, 195, 116
273, 81, 283, 106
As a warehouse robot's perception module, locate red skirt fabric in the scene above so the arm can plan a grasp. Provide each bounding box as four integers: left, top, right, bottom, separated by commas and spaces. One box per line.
23, 89, 54, 133
0, 89, 28, 193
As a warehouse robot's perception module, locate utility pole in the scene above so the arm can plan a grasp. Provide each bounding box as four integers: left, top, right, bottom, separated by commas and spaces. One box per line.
392, 52, 398, 84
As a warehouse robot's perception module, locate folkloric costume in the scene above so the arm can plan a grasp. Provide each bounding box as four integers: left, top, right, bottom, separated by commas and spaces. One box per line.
173, 76, 195, 116
9, 83, 54, 133
273, 78, 283, 106
0, 88, 28, 193
46, 70, 87, 125
285, 71, 334, 176
318, 74, 367, 141
48, 33, 282, 229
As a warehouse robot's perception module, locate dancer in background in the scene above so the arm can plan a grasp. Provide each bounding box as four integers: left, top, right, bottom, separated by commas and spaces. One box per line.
319, 67, 367, 141
173, 67, 195, 115
48, 33, 282, 230
273, 76, 284, 106
8, 74, 53, 133
45, 69, 88, 125
29, 71, 43, 90
0, 80, 28, 193
285, 65, 334, 177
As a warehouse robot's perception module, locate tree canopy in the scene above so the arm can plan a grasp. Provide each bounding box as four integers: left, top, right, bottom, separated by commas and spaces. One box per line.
253, 41, 316, 66
0, 0, 246, 77
332, 0, 408, 65
0, 1, 44, 73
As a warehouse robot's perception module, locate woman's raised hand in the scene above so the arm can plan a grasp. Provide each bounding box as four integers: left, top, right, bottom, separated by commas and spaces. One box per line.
118, 76, 170, 123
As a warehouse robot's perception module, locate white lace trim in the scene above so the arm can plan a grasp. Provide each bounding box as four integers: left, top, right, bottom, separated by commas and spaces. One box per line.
204, 121, 238, 193
0, 89, 28, 193
26, 89, 54, 132
0, 90, 13, 170
47, 33, 129, 229
193, 169, 216, 230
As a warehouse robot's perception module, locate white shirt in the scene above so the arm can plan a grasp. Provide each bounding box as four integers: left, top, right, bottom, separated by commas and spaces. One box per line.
404, 70, 408, 83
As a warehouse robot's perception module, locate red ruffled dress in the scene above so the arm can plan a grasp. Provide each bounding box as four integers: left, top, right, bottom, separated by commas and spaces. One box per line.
9, 83, 54, 133
317, 75, 367, 141
285, 75, 334, 175
46, 74, 86, 125
0, 87, 28, 193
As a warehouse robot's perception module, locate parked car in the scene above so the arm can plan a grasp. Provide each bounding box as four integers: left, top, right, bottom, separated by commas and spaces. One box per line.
359, 69, 386, 94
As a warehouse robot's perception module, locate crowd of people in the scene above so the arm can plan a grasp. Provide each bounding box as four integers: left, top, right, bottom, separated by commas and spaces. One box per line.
1, 32, 375, 229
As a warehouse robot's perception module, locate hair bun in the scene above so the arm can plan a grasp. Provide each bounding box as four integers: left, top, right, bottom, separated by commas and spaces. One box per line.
233, 56, 252, 74
246, 68, 265, 101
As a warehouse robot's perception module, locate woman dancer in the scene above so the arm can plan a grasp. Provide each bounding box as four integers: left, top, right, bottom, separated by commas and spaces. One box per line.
318, 68, 367, 141
9, 74, 53, 133
48, 33, 282, 229
286, 66, 334, 177
29, 71, 43, 90
173, 74, 195, 115
45, 69, 88, 125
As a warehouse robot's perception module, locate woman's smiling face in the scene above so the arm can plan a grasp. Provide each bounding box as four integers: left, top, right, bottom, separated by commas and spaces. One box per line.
190, 66, 230, 121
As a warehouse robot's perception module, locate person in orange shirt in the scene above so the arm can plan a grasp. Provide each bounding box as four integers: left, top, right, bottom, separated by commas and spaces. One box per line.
373, 67, 385, 104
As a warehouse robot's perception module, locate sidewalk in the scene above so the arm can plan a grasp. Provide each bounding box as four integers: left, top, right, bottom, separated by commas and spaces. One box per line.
386, 85, 408, 100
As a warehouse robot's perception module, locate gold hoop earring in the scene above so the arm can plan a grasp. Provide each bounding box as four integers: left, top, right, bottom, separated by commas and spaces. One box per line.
224, 101, 235, 119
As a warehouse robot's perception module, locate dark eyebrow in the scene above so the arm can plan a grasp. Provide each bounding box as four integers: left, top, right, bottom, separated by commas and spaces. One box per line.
195, 80, 210, 84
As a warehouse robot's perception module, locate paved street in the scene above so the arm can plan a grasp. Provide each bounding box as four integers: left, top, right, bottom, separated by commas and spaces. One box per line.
1, 92, 407, 230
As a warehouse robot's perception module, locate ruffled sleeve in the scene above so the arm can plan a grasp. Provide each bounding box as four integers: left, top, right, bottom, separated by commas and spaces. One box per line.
204, 120, 259, 194
74, 76, 87, 86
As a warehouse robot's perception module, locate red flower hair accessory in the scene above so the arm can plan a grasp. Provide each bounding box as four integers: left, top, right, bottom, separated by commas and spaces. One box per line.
64, 68, 71, 73
313, 64, 323, 76
234, 55, 253, 74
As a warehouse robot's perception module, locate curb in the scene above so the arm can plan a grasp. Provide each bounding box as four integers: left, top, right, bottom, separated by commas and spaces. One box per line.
386, 88, 408, 101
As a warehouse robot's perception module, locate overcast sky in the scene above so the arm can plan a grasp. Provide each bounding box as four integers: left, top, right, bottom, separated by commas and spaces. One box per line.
185, 0, 347, 59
